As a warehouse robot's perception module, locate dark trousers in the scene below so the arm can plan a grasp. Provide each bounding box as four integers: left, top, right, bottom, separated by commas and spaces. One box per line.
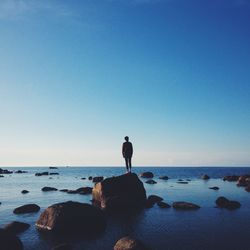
125, 157, 132, 172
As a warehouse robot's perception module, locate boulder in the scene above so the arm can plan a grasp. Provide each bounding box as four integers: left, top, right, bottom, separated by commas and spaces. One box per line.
88, 176, 93, 180
157, 201, 171, 208
15, 170, 27, 174
35, 172, 49, 176
21, 190, 29, 194
81, 177, 86, 180
76, 187, 93, 194
4, 221, 30, 235
139, 172, 154, 178
201, 174, 210, 180
145, 180, 157, 184
237, 175, 250, 187
49, 167, 58, 169
215, 196, 241, 209
177, 181, 188, 184
0, 175, 4, 177
0, 229, 23, 250
13, 204, 40, 214
173, 202, 200, 210
41, 187, 58, 192
245, 185, 250, 192
60, 189, 68, 192
51, 243, 72, 250
209, 186, 219, 190
0, 168, 13, 174
147, 195, 163, 204
36, 201, 106, 236
114, 236, 149, 250
159, 176, 168, 180
92, 173, 146, 210
93, 176, 104, 183
223, 175, 239, 182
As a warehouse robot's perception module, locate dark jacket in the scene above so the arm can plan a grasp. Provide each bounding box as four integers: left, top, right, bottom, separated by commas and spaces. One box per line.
122, 142, 133, 158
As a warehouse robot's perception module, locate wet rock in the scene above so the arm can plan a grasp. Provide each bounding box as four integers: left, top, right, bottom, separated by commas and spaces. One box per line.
215, 196, 241, 209
173, 202, 200, 210
49, 173, 59, 175
237, 175, 250, 187
4, 221, 30, 235
93, 176, 104, 183
209, 186, 219, 190
147, 195, 163, 204
0, 228, 23, 250
177, 181, 188, 184
201, 174, 210, 180
114, 236, 149, 250
0, 175, 4, 177
35, 172, 49, 176
223, 175, 239, 182
36, 201, 106, 236
76, 187, 93, 194
159, 176, 168, 180
178, 179, 183, 181
139, 172, 154, 178
41, 187, 58, 192
15, 170, 27, 174
157, 201, 171, 208
145, 199, 155, 208
245, 185, 250, 192
67, 190, 78, 194
92, 173, 146, 210
51, 243, 72, 250
0, 168, 13, 174
60, 189, 68, 192
81, 177, 86, 180
145, 180, 157, 184
13, 204, 40, 214
21, 190, 29, 194
88, 176, 93, 180
49, 167, 58, 169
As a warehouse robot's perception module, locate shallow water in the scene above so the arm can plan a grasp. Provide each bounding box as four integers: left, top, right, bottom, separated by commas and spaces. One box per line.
0, 167, 250, 250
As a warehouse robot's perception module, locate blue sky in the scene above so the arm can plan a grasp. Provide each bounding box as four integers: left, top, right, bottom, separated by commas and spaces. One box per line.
0, 0, 249, 166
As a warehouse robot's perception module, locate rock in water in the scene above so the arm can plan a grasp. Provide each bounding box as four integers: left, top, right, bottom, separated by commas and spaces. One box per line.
172, 202, 200, 210
13, 204, 40, 214
145, 180, 157, 184
36, 201, 106, 236
157, 201, 171, 208
147, 195, 163, 204
159, 175, 168, 180
0, 229, 23, 250
92, 173, 147, 210
223, 175, 239, 182
139, 172, 154, 178
4, 221, 30, 235
93, 176, 104, 183
209, 186, 219, 190
41, 187, 58, 192
215, 196, 241, 209
114, 236, 149, 250
21, 190, 29, 194
201, 174, 210, 180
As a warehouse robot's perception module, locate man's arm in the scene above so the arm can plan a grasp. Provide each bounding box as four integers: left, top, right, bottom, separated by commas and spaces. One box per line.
122, 143, 125, 158
131, 143, 133, 156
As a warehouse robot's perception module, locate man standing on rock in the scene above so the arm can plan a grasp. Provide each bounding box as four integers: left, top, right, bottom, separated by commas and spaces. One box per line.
122, 136, 133, 173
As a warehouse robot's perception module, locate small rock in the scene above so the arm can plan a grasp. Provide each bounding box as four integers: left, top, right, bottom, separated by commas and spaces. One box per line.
13, 204, 40, 214
60, 189, 68, 192
88, 176, 93, 180
51, 243, 72, 250
93, 176, 104, 183
15, 170, 28, 174
215, 196, 241, 209
0, 168, 13, 174
35, 172, 49, 176
223, 175, 239, 182
209, 186, 219, 190
201, 174, 210, 180
49, 167, 58, 169
159, 176, 168, 180
81, 177, 86, 180
176, 181, 188, 184
49, 173, 59, 175
178, 179, 183, 181
41, 187, 58, 192
0, 175, 4, 177
237, 175, 250, 187
4, 221, 30, 235
173, 202, 200, 210
245, 185, 250, 192
147, 195, 163, 204
140, 172, 154, 178
76, 187, 93, 194
21, 190, 29, 194
145, 180, 157, 184
0, 229, 23, 250
157, 201, 171, 208
114, 236, 149, 250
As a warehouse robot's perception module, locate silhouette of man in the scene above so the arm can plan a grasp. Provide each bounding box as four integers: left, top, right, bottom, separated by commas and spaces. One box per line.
122, 136, 133, 173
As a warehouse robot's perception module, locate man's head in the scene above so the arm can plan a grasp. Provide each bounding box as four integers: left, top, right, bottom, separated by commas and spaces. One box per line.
124, 136, 129, 142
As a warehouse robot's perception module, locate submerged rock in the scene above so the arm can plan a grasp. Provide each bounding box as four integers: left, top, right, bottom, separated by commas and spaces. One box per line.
201, 174, 210, 180
0, 229, 23, 250
93, 176, 104, 183
4, 221, 30, 235
36, 201, 106, 236
114, 236, 149, 250
21, 190, 29, 194
209, 186, 219, 190
139, 172, 154, 178
145, 180, 157, 184
13, 204, 40, 214
177, 181, 188, 184
92, 173, 146, 210
49, 173, 59, 175
15, 170, 27, 174
157, 201, 171, 208
173, 202, 200, 210
41, 187, 58, 192
159, 176, 168, 180
215, 196, 241, 209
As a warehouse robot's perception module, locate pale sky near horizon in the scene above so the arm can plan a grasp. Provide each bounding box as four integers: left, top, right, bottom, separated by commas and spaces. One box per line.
0, 0, 250, 167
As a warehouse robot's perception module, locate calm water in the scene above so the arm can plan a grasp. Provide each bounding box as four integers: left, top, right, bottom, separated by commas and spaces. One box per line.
0, 167, 250, 250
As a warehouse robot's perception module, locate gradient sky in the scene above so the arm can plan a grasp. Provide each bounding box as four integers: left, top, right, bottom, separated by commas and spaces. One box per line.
0, 0, 250, 166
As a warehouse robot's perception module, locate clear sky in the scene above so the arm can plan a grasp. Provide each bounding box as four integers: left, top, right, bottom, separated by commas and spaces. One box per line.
0, 0, 249, 166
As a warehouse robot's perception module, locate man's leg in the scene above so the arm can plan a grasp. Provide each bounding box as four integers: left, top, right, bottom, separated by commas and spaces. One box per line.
128, 157, 132, 173
125, 158, 129, 172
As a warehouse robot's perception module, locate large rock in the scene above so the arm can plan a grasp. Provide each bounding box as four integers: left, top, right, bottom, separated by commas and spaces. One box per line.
92, 173, 147, 210
4, 221, 30, 235
0, 168, 13, 174
215, 196, 241, 209
237, 175, 250, 187
114, 236, 149, 250
139, 172, 154, 178
41, 187, 58, 192
35, 172, 49, 176
147, 195, 163, 204
13, 204, 40, 214
172, 202, 200, 210
157, 201, 171, 208
36, 201, 106, 236
223, 175, 239, 182
0, 228, 23, 250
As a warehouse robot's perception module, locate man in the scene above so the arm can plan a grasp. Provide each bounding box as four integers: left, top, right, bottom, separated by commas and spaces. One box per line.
122, 136, 133, 173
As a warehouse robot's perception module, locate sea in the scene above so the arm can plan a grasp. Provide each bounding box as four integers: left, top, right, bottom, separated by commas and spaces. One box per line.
0, 167, 250, 250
